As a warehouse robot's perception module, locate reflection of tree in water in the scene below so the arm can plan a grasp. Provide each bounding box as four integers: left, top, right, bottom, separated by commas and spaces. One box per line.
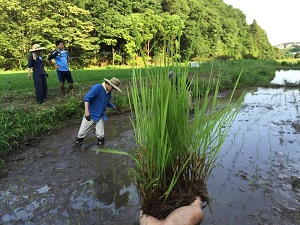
93, 163, 133, 209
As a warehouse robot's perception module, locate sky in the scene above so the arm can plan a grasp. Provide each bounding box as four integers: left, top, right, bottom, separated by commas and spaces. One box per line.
222, 0, 299, 46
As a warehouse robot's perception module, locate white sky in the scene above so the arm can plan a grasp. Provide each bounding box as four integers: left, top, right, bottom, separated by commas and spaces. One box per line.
222, 0, 300, 46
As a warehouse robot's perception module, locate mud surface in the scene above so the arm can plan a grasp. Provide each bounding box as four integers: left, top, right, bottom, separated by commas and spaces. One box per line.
0, 113, 139, 225
1, 87, 300, 225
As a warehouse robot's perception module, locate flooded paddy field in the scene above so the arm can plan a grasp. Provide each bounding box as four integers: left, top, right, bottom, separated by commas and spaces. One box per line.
1, 72, 300, 224
205, 87, 300, 225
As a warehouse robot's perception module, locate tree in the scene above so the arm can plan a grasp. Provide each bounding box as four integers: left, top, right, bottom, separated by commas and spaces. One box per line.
0, 0, 277, 69
0, 0, 98, 69
162, 0, 190, 21
249, 20, 274, 59
131, 0, 162, 13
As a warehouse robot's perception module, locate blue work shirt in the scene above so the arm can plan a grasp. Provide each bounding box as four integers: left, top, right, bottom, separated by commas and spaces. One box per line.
84, 84, 115, 122
48, 49, 69, 71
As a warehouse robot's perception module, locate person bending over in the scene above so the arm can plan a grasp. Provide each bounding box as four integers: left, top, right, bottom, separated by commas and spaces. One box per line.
75, 77, 122, 146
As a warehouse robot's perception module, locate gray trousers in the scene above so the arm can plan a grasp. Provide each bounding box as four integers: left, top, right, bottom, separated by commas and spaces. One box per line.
77, 116, 105, 139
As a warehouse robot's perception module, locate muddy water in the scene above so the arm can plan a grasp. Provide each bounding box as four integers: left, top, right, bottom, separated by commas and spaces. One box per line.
205, 87, 300, 225
1, 87, 300, 224
0, 115, 140, 225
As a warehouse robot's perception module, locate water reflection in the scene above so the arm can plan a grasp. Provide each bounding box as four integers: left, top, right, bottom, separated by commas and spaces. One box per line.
271, 69, 300, 85
204, 87, 300, 225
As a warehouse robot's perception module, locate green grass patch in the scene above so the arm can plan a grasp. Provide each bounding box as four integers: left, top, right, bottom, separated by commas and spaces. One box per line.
0, 96, 84, 176
0, 60, 283, 93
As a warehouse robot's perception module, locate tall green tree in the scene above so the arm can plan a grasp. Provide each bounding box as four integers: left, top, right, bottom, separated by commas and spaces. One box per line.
131, 0, 162, 13
249, 20, 275, 59
0, 0, 98, 69
0, 0, 33, 69
162, 0, 190, 20
0, 0, 277, 70
130, 11, 164, 58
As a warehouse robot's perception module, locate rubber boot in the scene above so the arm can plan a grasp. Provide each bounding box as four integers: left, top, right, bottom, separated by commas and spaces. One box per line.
75, 137, 84, 146
97, 137, 105, 145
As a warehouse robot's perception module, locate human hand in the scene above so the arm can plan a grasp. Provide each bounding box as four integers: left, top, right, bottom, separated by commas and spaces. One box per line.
140, 211, 162, 225
140, 196, 203, 225
27, 74, 31, 80
85, 114, 91, 121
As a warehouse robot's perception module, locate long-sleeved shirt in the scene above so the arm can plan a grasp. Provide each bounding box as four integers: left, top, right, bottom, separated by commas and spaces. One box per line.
84, 83, 115, 122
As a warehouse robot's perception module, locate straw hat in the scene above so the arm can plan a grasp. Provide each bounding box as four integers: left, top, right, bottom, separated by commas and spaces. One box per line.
104, 77, 122, 92
29, 44, 46, 52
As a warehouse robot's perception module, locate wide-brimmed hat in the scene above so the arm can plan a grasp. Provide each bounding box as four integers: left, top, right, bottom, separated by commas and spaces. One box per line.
104, 77, 122, 92
29, 44, 46, 52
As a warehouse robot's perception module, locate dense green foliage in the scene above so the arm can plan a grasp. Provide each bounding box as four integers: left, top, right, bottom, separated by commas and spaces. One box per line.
0, 0, 275, 70
281, 46, 300, 59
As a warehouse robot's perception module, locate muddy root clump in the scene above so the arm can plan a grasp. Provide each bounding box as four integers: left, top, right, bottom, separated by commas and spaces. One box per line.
140, 179, 209, 220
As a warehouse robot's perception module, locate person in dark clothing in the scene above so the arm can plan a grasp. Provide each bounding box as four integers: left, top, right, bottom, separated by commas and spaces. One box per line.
27, 44, 48, 104
48, 40, 74, 96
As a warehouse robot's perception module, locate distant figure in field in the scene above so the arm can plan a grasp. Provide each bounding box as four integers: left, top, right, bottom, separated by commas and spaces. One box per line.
48, 40, 75, 96
169, 71, 194, 114
27, 44, 48, 104
140, 196, 204, 225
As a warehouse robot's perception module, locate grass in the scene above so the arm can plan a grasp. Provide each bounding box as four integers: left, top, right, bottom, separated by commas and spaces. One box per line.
1, 58, 296, 93
0, 68, 134, 92
126, 61, 245, 217
97, 20, 247, 219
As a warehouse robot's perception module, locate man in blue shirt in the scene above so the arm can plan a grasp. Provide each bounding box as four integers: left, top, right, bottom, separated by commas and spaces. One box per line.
48, 40, 74, 96
75, 77, 122, 146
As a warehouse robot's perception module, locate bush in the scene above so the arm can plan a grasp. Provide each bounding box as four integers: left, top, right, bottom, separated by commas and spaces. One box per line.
0, 97, 84, 163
